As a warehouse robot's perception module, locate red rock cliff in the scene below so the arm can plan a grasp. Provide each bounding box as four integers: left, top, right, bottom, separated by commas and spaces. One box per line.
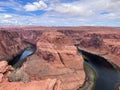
23, 31, 85, 90
0, 29, 85, 90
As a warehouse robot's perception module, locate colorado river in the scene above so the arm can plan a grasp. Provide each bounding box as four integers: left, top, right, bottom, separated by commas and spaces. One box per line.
8, 45, 36, 69
78, 48, 120, 90
8, 45, 120, 90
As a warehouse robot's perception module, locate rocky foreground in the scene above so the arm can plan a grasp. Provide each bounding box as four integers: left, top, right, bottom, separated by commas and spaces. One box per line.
0, 26, 120, 90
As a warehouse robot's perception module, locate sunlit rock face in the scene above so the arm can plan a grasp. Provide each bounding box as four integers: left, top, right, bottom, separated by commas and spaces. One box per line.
0, 31, 25, 60
0, 29, 85, 90
59, 27, 120, 67
0, 61, 14, 82
0, 79, 62, 90
23, 31, 85, 90
0, 26, 120, 90
0, 30, 42, 61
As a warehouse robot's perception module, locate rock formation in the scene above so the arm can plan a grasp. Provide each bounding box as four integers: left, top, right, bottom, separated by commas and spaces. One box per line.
0, 30, 29, 61
0, 29, 85, 90
0, 30, 42, 61
0, 78, 61, 90
0, 61, 14, 82
0, 26, 120, 90
59, 27, 120, 67
0, 61, 61, 90
22, 31, 85, 90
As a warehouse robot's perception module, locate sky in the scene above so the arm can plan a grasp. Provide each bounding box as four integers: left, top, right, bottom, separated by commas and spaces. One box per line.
0, 0, 120, 26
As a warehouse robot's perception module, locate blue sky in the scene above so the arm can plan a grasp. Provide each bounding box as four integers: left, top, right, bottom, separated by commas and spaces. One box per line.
0, 0, 120, 26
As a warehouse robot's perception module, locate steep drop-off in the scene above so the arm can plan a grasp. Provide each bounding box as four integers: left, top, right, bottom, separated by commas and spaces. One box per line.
58, 27, 120, 67
0, 29, 85, 90
0, 26, 120, 90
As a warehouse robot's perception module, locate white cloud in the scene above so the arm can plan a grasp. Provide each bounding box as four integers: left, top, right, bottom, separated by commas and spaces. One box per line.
0, 0, 120, 26
48, 3, 94, 17
4, 14, 13, 19
23, 0, 120, 19
47, 0, 120, 18
24, 1, 47, 11
90, 0, 120, 12
0, 13, 119, 27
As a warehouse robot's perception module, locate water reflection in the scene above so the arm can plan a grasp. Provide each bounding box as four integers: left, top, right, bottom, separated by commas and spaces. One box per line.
9, 47, 36, 69
78, 49, 120, 90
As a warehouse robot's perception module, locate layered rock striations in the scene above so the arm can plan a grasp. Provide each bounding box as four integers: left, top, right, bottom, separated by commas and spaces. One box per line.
0, 30, 42, 61
0, 29, 85, 90
0, 26, 120, 90
0, 61, 61, 90
0, 31, 25, 60
23, 31, 85, 90
59, 27, 120, 67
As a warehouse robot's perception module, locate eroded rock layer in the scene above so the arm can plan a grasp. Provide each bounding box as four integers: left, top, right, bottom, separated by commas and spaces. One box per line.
0, 26, 120, 90
22, 31, 85, 90
0, 29, 85, 90
58, 27, 120, 67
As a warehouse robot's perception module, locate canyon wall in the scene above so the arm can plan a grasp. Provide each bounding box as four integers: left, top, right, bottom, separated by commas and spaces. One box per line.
0, 28, 85, 90
0, 26, 120, 90
58, 27, 120, 67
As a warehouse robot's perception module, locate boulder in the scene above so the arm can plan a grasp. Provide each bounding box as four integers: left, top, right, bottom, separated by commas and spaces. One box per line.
0, 61, 14, 82
0, 61, 8, 73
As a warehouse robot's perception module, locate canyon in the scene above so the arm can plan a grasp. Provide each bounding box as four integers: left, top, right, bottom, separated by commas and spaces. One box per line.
0, 26, 120, 90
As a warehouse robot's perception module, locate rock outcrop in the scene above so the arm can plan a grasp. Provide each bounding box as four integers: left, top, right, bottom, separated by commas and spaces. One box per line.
0, 61, 14, 82
21, 31, 85, 90
0, 31, 26, 60
0, 30, 42, 61
0, 78, 61, 90
0, 61, 61, 90
59, 28, 120, 67
0, 26, 120, 90
0, 30, 85, 90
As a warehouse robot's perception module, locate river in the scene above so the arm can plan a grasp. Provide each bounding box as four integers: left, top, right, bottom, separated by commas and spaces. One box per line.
8, 45, 120, 90
78, 48, 120, 90
8, 46, 36, 69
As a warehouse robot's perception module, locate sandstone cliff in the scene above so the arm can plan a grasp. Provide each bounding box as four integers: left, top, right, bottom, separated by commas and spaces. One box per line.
58, 27, 120, 67
0, 30, 42, 61
22, 31, 85, 90
0, 29, 85, 90
0, 26, 120, 90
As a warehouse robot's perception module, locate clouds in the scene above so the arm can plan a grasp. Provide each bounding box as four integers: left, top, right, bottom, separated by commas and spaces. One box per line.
24, 1, 47, 11
0, 13, 119, 27
0, 0, 120, 26
90, 0, 120, 13
4, 14, 13, 19
23, 0, 93, 17
48, 2, 94, 17
0, 0, 23, 11
49, 0, 120, 18
22, 0, 120, 19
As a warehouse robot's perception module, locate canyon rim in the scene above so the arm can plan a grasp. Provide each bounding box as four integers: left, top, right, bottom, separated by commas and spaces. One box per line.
0, 26, 120, 90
